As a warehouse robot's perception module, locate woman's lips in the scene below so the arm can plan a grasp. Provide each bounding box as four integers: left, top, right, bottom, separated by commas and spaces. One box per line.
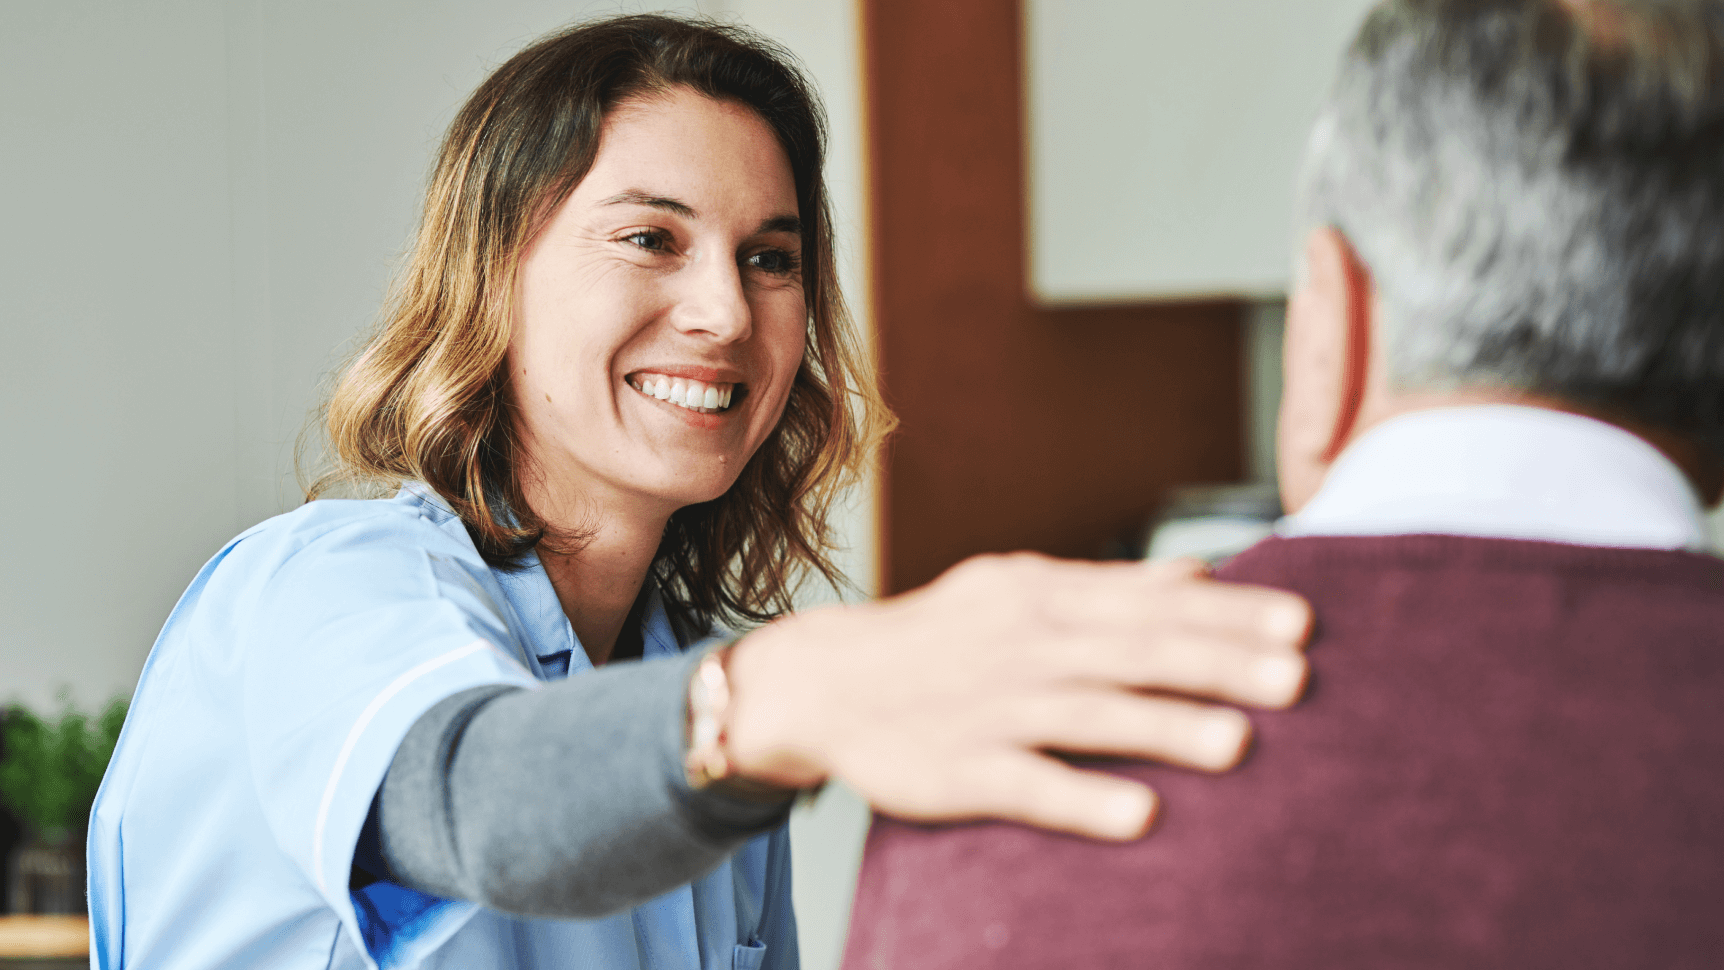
626, 372, 737, 413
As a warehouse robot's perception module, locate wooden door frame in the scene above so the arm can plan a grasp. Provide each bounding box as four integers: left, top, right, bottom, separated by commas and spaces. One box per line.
863, 0, 1246, 593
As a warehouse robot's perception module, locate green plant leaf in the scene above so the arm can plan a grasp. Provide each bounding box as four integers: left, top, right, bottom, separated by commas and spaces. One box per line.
0, 695, 129, 836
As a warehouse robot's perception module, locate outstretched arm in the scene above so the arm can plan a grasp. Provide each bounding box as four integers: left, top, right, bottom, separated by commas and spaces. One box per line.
357, 555, 1312, 916
356, 648, 791, 919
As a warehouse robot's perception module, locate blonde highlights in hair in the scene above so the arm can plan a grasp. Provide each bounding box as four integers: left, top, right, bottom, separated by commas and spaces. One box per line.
309, 14, 894, 627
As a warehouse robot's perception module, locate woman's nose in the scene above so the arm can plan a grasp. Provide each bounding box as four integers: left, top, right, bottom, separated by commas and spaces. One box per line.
672, 257, 753, 343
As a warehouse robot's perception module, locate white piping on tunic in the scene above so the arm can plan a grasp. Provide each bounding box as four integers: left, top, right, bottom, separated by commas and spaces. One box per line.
311, 638, 533, 894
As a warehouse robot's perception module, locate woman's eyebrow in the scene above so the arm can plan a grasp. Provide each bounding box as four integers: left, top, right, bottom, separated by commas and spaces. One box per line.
599, 191, 799, 237
600, 191, 696, 218
757, 215, 802, 237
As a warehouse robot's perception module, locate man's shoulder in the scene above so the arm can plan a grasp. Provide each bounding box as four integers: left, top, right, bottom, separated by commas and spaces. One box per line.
844, 533, 1724, 970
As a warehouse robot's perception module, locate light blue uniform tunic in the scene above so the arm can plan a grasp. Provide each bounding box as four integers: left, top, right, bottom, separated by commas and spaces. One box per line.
88, 488, 796, 970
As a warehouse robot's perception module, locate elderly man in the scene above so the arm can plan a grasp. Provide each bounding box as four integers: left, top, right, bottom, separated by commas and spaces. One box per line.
841, 0, 1724, 967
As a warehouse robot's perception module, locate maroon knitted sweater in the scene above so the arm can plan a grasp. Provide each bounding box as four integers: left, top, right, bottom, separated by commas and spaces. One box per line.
843, 535, 1724, 970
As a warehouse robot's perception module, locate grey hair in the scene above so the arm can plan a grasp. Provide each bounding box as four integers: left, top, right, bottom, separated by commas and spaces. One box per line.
1298, 0, 1724, 454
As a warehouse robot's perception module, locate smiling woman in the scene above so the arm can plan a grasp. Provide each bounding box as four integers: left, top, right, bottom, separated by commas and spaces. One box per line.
86, 13, 1314, 970
314, 25, 877, 644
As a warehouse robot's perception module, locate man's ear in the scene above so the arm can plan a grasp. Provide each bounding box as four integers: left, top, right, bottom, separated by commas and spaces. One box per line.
1318, 229, 1373, 462
1277, 227, 1374, 513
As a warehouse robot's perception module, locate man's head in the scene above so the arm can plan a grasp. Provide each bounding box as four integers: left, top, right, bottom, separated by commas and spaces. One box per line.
1279, 0, 1724, 511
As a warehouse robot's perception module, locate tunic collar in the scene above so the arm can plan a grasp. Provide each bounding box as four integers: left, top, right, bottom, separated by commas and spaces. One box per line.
493, 548, 685, 678
398, 482, 686, 677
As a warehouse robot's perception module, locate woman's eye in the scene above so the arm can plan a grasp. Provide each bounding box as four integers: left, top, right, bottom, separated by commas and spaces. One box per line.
746, 249, 801, 276
623, 230, 668, 252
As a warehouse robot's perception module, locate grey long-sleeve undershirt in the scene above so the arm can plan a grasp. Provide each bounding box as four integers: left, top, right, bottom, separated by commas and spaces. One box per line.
351, 647, 794, 919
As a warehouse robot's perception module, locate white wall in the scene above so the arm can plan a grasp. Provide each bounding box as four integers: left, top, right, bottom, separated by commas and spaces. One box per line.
1025, 0, 1378, 302
4, 0, 236, 714
1, 2, 871, 965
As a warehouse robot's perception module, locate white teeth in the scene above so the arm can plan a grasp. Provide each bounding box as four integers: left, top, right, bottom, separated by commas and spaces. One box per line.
630, 374, 737, 414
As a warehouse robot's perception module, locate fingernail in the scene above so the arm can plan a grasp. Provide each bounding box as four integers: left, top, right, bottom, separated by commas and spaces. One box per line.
1199, 710, 1250, 767
1264, 602, 1310, 642
1250, 653, 1307, 704
1101, 787, 1155, 838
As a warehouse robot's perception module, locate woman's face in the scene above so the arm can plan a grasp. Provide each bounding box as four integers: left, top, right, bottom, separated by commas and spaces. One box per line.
509, 86, 808, 521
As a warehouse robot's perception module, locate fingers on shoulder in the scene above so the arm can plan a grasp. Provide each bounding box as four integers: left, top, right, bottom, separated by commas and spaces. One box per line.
879, 750, 1158, 842
1148, 576, 1312, 647
1036, 627, 1306, 709
957, 553, 1313, 650
1068, 567, 1312, 647
1007, 690, 1253, 772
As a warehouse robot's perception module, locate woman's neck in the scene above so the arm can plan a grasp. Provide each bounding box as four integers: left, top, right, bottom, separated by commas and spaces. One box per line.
525, 480, 672, 667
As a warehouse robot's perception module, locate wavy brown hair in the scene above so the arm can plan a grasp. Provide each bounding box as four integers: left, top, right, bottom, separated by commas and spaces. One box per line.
308, 14, 894, 628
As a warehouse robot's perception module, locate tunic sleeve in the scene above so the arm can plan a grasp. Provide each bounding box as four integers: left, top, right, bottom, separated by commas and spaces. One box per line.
234, 503, 542, 959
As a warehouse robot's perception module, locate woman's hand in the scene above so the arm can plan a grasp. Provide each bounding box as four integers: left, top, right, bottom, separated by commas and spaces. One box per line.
722, 554, 1312, 841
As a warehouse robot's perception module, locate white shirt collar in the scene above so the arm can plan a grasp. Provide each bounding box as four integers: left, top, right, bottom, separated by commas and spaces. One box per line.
1279, 405, 1712, 551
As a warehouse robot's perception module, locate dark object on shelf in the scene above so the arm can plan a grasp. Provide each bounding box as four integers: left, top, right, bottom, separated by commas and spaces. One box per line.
0, 726, 15, 916
0, 699, 127, 915
3, 836, 80, 917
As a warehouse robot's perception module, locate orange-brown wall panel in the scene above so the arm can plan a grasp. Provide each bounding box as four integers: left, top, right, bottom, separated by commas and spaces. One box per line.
866, 0, 1245, 593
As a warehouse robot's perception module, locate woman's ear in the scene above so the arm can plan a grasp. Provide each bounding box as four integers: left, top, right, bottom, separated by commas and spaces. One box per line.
1276, 227, 1374, 514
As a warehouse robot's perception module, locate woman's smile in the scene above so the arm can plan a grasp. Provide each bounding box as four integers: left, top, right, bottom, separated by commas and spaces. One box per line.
624, 365, 745, 416
628, 376, 735, 414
